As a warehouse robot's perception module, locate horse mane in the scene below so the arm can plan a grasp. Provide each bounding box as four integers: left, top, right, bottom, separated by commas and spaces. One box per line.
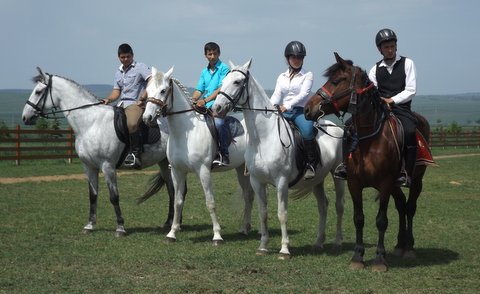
323, 59, 354, 79
171, 78, 191, 97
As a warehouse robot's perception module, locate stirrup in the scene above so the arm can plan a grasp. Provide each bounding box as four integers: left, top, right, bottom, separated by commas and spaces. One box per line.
304, 164, 316, 180
333, 163, 347, 180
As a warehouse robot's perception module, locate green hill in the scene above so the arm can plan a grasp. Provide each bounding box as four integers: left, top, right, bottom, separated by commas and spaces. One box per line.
1, 87, 479, 128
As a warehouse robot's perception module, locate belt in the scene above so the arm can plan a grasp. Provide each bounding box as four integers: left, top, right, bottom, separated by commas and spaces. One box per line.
121, 98, 136, 101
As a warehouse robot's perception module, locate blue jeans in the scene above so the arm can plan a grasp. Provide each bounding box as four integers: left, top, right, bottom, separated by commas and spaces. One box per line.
214, 117, 229, 157
282, 107, 314, 140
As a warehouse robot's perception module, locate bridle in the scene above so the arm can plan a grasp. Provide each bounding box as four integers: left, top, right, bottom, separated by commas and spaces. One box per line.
27, 73, 102, 119
315, 66, 374, 118
145, 79, 205, 120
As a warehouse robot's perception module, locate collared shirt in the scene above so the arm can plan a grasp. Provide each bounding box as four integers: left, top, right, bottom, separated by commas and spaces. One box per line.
368, 55, 416, 105
113, 61, 151, 108
195, 60, 230, 109
270, 68, 313, 111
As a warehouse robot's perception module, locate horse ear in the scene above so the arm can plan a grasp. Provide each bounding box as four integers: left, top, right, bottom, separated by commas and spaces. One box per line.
165, 66, 174, 79
334, 52, 349, 68
36, 67, 46, 81
228, 60, 235, 69
243, 58, 252, 70
152, 66, 158, 76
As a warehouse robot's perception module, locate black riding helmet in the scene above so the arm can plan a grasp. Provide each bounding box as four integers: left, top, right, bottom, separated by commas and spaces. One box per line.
375, 28, 397, 47
284, 41, 306, 57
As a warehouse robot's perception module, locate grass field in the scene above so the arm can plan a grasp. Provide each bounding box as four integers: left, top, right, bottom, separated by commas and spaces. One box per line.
0, 149, 479, 293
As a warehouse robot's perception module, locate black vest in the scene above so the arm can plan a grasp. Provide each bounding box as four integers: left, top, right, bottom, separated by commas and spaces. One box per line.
376, 56, 409, 107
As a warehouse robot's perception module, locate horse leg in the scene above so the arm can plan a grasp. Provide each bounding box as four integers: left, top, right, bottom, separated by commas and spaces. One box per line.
83, 166, 99, 234
404, 167, 425, 259
276, 180, 290, 259
372, 190, 391, 272
159, 158, 178, 228
349, 185, 365, 270
235, 165, 254, 235
166, 168, 187, 242
250, 177, 269, 255
198, 166, 224, 245
312, 182, 327, 251
391, 186, 407, 256
102, 166, 126, 237
333, 176, 345, 250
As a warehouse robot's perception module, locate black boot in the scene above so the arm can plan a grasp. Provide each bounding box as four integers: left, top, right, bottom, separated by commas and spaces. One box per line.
396, 145, 417, 187
125, 131, 142, 169
304, 139, 317, 180
334, 128, 351, 180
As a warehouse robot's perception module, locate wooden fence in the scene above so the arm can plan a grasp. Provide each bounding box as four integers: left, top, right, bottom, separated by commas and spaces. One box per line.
0, 125, 479, 165
0, 125, 76, 165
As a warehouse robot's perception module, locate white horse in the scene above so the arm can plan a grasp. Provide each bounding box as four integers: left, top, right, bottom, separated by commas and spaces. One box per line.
143, 67, 254, 245
211, 60, 345, 258
22, 67, 176, 237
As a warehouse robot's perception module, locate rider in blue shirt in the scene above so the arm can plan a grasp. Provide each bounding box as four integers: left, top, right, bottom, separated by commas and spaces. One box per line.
192, 42, 231, 166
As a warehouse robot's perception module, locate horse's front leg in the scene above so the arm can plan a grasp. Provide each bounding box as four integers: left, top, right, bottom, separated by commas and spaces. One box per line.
103, 167, 125, 237
250, 177, 269, 255
166, 167, 187, 242
235, 165, 254, 235
82, 165, 99, 234
276, 180, 290, 259
349, 184, 365, 270
197, 166, 223, 245
372, 190, 391, 272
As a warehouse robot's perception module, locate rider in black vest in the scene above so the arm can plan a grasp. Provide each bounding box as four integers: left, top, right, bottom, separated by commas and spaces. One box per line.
371, 28, 418, 187
334, 28, 417, 187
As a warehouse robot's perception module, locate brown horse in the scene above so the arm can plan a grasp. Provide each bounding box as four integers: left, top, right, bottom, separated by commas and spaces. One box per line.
304, 52, 435, 272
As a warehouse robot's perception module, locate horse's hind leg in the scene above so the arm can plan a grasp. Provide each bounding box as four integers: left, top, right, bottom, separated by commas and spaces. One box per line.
312, 182, 328, 250
333, 177, 345, 249
235, 166, 254, 235
391, 187, 407, 256
102, 166, 125, 237
83, 165, 99, 234
372, 191, 391, 272
159, 158, 180, 228
404, 167, 426, 259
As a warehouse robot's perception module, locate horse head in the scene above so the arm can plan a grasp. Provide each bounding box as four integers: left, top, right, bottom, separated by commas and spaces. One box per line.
212, 59, 252, 118
144, 66, 174, 127
304, 52, 374, 121
22, 67, 54, 125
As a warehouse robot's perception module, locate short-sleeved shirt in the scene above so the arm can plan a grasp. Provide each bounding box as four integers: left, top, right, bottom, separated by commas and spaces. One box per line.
113, 61, 151, 108
195, 60, 230, 109
270, 68, 313, 111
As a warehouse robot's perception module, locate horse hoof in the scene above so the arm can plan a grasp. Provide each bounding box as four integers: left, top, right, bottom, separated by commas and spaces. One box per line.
256, 249, 268, 256
350, 261, 365, 270
115, 231, 127, 238
278, 253, 291, 260
403, 250, 417, 259
312, 244, 324, 253
166, 237, 176, 243
372, 263, 388, 273
82, 229, 93, 235
392, 248, 404, 257
212, 239, 224, 246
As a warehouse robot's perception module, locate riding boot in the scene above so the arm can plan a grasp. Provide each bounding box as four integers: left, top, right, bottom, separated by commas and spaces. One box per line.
333, 131, 349, 180
212, 118, 230, 167
125, 131, 142, 169
397, 145, 417, 188
304, 139, 317, 180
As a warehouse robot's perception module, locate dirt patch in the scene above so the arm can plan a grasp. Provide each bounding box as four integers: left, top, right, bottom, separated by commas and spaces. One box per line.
0, 170, 157, 184
1, 153, 479, 184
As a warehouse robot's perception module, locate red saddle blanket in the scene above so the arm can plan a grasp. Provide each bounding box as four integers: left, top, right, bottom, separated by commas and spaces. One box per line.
416, 130, 437, 166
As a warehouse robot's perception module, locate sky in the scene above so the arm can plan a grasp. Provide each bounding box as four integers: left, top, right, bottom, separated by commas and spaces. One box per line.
1, 0, 479, 95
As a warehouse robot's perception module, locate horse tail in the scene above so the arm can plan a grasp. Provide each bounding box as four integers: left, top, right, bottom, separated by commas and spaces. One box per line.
137, 171, 166, 204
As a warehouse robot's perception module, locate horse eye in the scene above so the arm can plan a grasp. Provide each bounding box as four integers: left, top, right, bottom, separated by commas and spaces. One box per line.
160, 89, 166, 94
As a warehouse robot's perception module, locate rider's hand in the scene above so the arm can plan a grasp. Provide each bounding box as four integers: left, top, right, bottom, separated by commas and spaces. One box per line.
101, 98, 110, 104
196, 99, 206, 107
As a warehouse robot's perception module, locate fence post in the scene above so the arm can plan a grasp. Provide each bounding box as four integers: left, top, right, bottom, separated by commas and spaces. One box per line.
15, 124, 20, 165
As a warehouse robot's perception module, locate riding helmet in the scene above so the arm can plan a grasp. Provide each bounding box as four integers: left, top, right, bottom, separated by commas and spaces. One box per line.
375, 28, 397, 47
284, 41, 306, 57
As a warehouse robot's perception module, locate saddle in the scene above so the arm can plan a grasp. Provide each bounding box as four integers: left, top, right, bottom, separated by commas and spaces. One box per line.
387, 114, 436, 166
203, 110, 245, 150
112, 106, 162, 168
287, 121, 320, 187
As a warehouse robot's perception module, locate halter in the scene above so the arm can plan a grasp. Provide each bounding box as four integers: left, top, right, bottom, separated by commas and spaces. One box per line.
27, 73, 102, 119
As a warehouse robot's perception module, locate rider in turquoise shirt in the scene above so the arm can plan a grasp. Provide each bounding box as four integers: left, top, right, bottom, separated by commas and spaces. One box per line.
192, 42, 231, 166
